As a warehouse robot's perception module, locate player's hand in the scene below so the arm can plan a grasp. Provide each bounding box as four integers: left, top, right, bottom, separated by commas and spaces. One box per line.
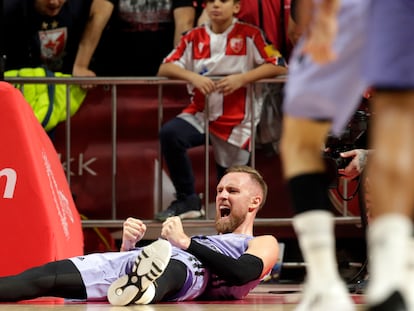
120, 217, 147, 251
161, 216, 191, 250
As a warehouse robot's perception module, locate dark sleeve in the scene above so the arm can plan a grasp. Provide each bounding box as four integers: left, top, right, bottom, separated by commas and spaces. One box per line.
186, 239, 264, 286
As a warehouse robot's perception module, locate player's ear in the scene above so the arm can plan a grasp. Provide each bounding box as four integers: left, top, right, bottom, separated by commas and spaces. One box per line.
249, 195, 262, 212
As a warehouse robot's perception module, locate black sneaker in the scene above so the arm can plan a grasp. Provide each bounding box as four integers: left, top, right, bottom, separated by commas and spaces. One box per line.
107, 239, 172, 306
154, 194, 204, 221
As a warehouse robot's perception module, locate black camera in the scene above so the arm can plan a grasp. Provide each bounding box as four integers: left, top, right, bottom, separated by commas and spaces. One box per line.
324, 144, 354, 169
324, 107, 370, 187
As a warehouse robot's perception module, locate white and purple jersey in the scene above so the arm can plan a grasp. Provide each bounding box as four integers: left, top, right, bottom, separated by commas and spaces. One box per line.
363, 0, 414, 89
192, 234, 261, 300
69, 234, 256, 302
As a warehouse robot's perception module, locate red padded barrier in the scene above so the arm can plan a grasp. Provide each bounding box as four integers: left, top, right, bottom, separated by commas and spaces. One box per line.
0, 82, 83, 276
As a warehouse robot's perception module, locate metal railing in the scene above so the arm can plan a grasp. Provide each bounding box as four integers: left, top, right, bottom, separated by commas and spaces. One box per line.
4, 76, 361, 231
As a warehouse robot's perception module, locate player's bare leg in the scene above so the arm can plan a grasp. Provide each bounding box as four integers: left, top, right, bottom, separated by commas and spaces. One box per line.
365, 91, 414, 310
280, 116, 354, 311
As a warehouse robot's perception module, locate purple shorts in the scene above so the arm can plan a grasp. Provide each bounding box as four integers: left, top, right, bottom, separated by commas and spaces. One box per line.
69, 246, 208, 301
283, 0, 369, 136
363, 0, 414, 89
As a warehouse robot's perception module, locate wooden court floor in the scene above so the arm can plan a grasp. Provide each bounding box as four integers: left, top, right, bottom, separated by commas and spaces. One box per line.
0, 284, 366, 311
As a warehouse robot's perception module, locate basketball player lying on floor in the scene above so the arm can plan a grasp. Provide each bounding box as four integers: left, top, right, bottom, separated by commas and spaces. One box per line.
0, 166, 279, 305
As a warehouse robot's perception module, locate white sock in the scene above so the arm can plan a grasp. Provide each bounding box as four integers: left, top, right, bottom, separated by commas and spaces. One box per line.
366, 213, 412, 305
293, 210, 341, 286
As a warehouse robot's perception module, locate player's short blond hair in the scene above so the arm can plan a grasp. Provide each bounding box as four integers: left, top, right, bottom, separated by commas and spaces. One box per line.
225, 165, 268, 209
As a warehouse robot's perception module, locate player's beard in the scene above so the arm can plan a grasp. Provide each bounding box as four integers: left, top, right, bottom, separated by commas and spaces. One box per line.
215, 213, 246, 234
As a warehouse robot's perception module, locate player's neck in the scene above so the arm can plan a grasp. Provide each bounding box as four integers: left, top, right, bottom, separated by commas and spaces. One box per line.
232, 224, 254, 236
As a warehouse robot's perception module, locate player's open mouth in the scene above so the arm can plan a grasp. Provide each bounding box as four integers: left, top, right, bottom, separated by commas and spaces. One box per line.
220, 207, 230, 217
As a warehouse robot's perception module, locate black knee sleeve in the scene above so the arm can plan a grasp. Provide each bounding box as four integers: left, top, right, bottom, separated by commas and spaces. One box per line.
288, 173, 332, 214
153, 259, 187, 302
53, 260, 87, 299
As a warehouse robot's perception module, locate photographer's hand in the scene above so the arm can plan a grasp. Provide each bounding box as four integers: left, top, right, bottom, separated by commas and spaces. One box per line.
338, 149, 368, 180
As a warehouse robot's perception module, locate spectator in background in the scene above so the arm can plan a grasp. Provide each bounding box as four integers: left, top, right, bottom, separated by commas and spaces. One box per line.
198, 0, 293, 59
3, 0, 93, 74
155, 0, 288, 221
73, 0, 197, 78
198, 0, 292, 155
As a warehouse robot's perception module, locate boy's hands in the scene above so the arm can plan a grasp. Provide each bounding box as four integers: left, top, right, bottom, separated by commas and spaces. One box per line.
216, 74, 245, 96
191, 73, 244, 96
191, 75, 217, 95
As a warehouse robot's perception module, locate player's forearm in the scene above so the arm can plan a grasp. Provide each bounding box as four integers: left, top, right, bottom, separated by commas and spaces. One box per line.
319, 0, 340, 16
297, 0, 339, 32
297, 0, 314, 32
186, 239, 263, 285
120, 240, 135, 252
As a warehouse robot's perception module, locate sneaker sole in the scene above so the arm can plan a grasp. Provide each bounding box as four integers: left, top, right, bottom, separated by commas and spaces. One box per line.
107, 239, 172, 306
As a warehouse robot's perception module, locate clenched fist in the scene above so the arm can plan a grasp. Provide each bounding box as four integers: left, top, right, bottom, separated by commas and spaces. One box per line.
120, 217, 147, 251
161, 216, 191, 250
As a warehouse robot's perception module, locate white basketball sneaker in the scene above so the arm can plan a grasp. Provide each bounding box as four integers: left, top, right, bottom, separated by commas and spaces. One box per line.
107, 239, 172, 306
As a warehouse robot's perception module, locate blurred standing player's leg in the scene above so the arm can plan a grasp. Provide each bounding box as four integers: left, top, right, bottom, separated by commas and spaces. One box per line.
279, 0, 369, 310
363, 1, 414, 310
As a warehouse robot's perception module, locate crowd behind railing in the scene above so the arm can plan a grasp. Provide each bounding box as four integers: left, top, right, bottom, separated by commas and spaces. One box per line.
1, 0, 360, 225
3, 75, 286, 216
3, 75, 360, 226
